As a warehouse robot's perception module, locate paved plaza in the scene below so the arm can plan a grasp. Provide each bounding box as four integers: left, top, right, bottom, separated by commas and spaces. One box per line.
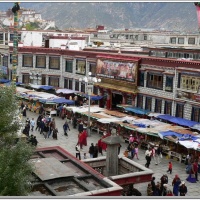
24, 110, 200, 196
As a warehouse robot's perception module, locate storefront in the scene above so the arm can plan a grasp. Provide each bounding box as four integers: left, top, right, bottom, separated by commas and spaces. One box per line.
95, 55, 140, 110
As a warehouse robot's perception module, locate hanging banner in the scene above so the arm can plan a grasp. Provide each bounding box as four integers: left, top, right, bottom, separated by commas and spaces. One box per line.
96, 59, 138, 83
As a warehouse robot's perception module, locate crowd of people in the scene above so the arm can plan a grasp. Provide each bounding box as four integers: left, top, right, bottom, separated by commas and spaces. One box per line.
147, 174, 187, 196
19, 101, 200, 196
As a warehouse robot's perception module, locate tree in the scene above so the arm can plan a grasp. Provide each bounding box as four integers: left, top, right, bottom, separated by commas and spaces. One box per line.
0, 83, 35, 196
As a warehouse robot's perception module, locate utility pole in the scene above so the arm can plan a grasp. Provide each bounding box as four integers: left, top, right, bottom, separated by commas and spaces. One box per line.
11, 2, 20, 82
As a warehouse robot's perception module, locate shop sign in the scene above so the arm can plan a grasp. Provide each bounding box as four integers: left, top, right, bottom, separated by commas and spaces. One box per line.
96, 59, 138, 83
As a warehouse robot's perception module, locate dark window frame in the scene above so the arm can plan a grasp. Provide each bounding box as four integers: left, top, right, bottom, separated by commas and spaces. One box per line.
48, 76, 59, 87
49, 56, 60, 70
65, 60, 73, 73
36, 55, 46, 68
22, 54, 33, 67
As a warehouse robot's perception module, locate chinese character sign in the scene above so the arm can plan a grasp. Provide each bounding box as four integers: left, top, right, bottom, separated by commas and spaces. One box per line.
96, 59, 137, 82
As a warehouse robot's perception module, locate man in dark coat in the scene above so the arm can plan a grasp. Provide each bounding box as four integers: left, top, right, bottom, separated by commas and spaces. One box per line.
93, 143, 99, 158
89, 143, 95, 158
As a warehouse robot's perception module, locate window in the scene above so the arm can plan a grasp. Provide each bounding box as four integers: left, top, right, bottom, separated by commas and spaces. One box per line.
36, 55, 46, 68
164, 101, 172, 115
81, 83, 85, 93
10, 54, 13, 64
3, 56, 8, 67
41, 75, 46, 85
49, 56, 60, 69
48, 77, 59, 87
64, 78, 73, 89
178, 38, 184, 44
191, 107, 200, 122
0, 33, 3, 44
23, 55, 33, 67
144, 35, 147, 40
65, 60, 73, 72
147, 73, 163, 89
10, 33, 14, 41
139, 71, 144, 86
170, 37, 176, 44
89, 63, 96, 76
188, 37, 195, 45
76, 60, 86, 75
145, 97, 152, 111
165, 76, 173, 92
137, 95, 143, 108
93, 86, 98, 95
155, 99, 162, 113
176, 103, 184, 118
75, 80, 79, 91
22, 74, 30, 84
180, 75, 200, 91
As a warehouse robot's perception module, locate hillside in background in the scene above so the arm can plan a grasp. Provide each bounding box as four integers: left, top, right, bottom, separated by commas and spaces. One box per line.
0, 2, 198, 32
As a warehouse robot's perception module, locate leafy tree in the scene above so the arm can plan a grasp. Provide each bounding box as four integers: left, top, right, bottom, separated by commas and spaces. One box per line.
0, 83, 35, 196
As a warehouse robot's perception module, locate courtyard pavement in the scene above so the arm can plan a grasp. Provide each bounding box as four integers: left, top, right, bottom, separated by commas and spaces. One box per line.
24, 110, 200, 196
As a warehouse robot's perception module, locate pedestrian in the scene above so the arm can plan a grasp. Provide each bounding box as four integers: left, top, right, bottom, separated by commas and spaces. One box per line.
129, 134, 134, 144
26, 117, 30, 131
48, 118, 56, 138
151, 177, 156, 195
22, 105, 27, 117
147, 183, 153, 196
35, 115, 42, 131
162, 184, 168, 196
133, 144, 139, 159
83, 153, 87, 159
157, 144, 163, 163
160, 174, 168, 195
78, 121, 84, 133
39, 119, 45, 135
89, 143, 95, 158
186, 161, 197, 183
93, 143, 98, 158
43, 123, 49, 139
145, 148, 152, 168
98, 139, 103, 156
32, 136, 38, 146
172, 174, 181, 196
75, 144, 81, 160
73, 116, 77, 129
131, 144, 135, 159
179, 181, 187, 196
167, 161, 172, 174
30, 118, 35, 131
63, 121, 70, 136
52, 128, 58, 140
193, 160, 199, 181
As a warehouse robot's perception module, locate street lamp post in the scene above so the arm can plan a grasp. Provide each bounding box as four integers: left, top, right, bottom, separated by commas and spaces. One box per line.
29, 71, 42, 85
79, 72, 101, 137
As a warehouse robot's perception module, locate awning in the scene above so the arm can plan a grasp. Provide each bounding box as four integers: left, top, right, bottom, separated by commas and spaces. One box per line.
83, 94, 103, 101
95, 82, 138, 94
0, 79, 10, 83
56, 88, 77, 94
29, 84, 54, 90
124, 107, 150, 115
157, 114, 199, 127
52, 98, 75, 105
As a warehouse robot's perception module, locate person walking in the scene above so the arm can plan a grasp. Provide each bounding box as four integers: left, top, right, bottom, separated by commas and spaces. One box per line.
43, 123, 49, 139
35, 115, 42, 131
160, 174, 168, 195
89, 143, 95, 158
151, 177, 156, 195
75, 144, 81, 160
193, 160, 199, 181
30, 118, 35, 132
172, 174, 181, 196
63, 121, 70, 137
157, 144, 163, 163
167, 161, 173, 174
179, 181, 187, 196
78, 121, 84, 133
22, 105, 27, 117
93, 143, 99, 158
145, 148, 152, 168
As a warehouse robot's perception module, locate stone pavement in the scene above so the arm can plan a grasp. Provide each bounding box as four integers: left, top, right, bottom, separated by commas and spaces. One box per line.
25, 110, 200, 196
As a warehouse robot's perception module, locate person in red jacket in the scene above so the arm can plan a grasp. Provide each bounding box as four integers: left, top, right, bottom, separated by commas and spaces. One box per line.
167, 161, 172, 174
193, 160, 199, 181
